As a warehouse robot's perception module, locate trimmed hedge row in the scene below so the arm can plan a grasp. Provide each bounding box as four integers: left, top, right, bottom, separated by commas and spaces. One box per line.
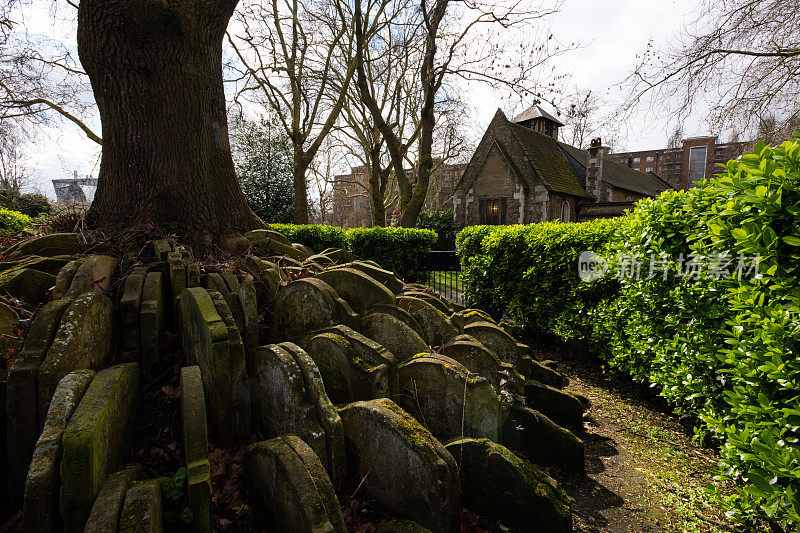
270, 224, 437, 279
457, 138, 800, 529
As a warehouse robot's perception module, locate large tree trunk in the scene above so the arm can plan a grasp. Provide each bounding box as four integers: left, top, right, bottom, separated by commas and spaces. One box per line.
291, 153, 310, 224
78, 0, 261, 254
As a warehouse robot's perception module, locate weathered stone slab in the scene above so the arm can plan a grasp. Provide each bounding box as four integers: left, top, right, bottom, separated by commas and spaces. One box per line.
248, 343, 345, 483
518, 355, 569, 389
207, 289, 252, 441
245, 435, 346, 533
168, 251, 186, 307
319, 247, 359, 263
151, 239, 172, 261
362, 304, 425, 340
0, 300, 21, 360
118, 479, 163, 533
441, 335, 525, 397
180, 366, 211, 533
339, 399, 460, 533
376, 519, 432, 533
179, 287, 248, 445
22, 369, 95, 533
53, 258, 86, 300
316, 268, 395, 312
444, 438, 572, 533
5, 232, 80, 259
502, 402, 585, 474
0, 255, 72, 276
37, 292, 115, 428
463, 321, 522, 366
84, 465, 144, 533
400, 290, 451, 315
119, 266, 147, 352
396, 298, 457, 347
6, 298, 72, 505
245, 229, 306, 260
307, 253, 335, 267
60, 363, 140, 532
398, 354, 501, 442
0, 267, 56, 308
292, 242, 314, 257
242, 255, 281, 303
302, 332, 391, 404
275, 278, 341, 339
139, 272, 164, 380
238, 280, 258, 352
186, 262, 201, 288
360, 312, 429, 362
336, 262, 404, 294
201, 272, 228, 295
64, 255, 118, 298
219, 271, 240, 292
245, 228, 293, 246
524, 379, 585, 428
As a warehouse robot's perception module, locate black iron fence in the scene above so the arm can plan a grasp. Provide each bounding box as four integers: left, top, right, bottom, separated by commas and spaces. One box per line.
417, 250, 464, 304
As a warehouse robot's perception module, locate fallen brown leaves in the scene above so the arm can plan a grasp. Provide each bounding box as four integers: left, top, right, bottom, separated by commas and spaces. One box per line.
209, 435, 260, 532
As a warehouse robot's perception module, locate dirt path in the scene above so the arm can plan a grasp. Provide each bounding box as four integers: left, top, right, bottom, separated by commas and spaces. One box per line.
526, 334, 736, 533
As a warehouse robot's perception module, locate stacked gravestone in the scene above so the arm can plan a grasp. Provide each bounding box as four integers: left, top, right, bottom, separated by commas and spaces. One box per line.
118, 479, 164, 533
84, 465, 144, 533
60, 363, 140, 532
180, 366, 212, 533
139, 271, 165, 380
119, 266, 147, 362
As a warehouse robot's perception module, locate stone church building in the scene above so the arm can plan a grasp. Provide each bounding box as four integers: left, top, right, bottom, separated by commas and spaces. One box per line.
454, 106, 670, 226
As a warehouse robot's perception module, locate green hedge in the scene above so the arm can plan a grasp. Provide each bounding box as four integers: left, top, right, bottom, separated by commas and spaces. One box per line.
456, 137, 800, 529
0, 208, 32, 233
270, 224, 437, 279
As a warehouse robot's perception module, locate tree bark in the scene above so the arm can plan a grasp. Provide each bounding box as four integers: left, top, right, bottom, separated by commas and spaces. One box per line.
78, 0, 261, 254
292, 150, 310, 224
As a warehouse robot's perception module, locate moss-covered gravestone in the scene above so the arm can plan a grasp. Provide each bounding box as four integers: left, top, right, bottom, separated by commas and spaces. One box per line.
53, 258, 86, 300
397, 354, 501, 442
119, 266, 147, 361
180, 365, 212, 533
23, 369, 95, 533
394, 297, 458, 348
339, 399, 460, 533
524, 379, 585, 428
444, 438, 572, 533
275, 278, 355, 339
441, 335, 525, 397
248, 343, 345, 484
63, 255, 118, 299
37, 292, 115, 430
463, 321, 522, 367
360, 312, 429, 362
315, 268, 395, 312
84, 465, 144, 533
118, 479, 163, 533
139, 271, 164, 380
245, 435, 346, 533
502, 403, 585, 474
4, 233, 79, 259
0, 267, 56, 309
60, 363, 140, 533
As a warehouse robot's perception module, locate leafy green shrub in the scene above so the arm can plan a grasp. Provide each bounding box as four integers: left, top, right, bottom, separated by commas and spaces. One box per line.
270, 224, 348, 252
418, 209, 457, 249
456, 137, 800, 528
16, 193, 51, 217
347, 226, 437, 279
456, 219, 621, 337
272, 224, 437, 279
0, 208, 32, 233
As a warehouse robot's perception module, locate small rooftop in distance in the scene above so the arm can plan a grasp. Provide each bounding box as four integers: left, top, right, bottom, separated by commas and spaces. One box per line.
512, 104, 564, 127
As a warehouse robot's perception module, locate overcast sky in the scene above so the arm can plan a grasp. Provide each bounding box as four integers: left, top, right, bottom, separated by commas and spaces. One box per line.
20, 0, 707, 198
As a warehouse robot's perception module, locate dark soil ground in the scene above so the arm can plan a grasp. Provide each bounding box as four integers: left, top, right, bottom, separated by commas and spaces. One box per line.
525, 332, 738, 533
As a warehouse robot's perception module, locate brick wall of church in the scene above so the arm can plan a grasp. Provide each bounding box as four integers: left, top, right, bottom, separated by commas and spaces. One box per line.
465, 144, 525, 225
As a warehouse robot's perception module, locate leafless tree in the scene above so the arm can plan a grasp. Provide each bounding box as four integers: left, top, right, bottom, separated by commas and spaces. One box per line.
354, 0, 569, 227
560, 90, 598, 148
622, 0, 800, 136
756, 111, 800, 144
0, 1, 100, 144
0, 123, 30, 192
667, 125, 683, 149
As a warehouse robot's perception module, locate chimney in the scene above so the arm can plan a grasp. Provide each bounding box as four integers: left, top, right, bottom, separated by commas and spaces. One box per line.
586, 137, 608, 199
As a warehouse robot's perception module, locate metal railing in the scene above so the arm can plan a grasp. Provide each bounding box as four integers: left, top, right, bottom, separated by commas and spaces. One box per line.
417, 251, 463, 304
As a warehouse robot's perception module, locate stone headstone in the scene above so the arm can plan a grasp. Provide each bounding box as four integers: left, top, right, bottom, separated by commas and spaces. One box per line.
139, 272, 165, 380
524, 379, 585, 428
238, 280, 258, 352
362, 304, 425, 340
60, 363, 140, 532
5, 233, 80, 259
37, 292, 115, 429
53, 258, 86, 300
151, 239, 172, 262
292, 242, 315, 257
307, 253, 335, 267
0, 268, 56, 309
0, 255, 71, 276
376, 519, 433, 533
6, 298, 72, 506
118, 479, 164, 533
316, 268, 395, 313
84, 465, 144, 533
245, 229, 306, 261
399, 290, 451, 315
319, 247, 359, 263
444, 438, 572, 533
398, 354, 501, 442
360, 312, 429, 362
119, 266, 147, 355
245, 228, 293, 247
441, 335, 525, 397
502, 403, 585, 474
338, 398, 460, 533
274, 278, 341, 339
23, 369, 95, 533
245, 435, 346, 533
248, 343, 345, 483
64, 255, 118, 299
463, 321, 522, 366
336, 262, 404, 294
167, 252, 186, 307
180, 366, 211, 533
518, 355, 569, 389
179, 287, 249, 445
396, 297, 457, 347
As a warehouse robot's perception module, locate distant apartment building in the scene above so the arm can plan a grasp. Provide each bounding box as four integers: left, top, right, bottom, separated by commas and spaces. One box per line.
331, 162, 467, 227
609, 136, 751, 190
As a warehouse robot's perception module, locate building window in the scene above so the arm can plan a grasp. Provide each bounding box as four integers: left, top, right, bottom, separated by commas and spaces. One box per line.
646, 156, 654, 162
688, 146, 707, 183
560, 201, 570, 222
478, 198, 506, 225
633, 157, 641, 163
646, 166, 653, 172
